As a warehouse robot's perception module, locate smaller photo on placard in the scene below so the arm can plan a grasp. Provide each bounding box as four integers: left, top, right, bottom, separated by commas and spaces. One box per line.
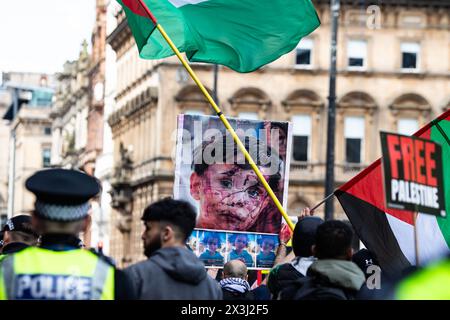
198, 230, 226, 267
256, 234, 279, 269
226, 232, 256, 268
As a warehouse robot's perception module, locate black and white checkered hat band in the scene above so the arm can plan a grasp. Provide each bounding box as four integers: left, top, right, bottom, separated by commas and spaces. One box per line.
35, 200, 91, 221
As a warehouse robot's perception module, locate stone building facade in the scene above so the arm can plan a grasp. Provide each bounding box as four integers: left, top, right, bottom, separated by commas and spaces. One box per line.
106, 0, 450, 266
50, 43, 90, 169
1, 81, 54, 217
0, 91, 11, 223
50, 0, 110, 248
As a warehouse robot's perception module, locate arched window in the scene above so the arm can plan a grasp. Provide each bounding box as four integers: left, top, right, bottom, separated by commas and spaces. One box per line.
229, 87, 271, 119
175, 85, 213, 116
389, 93, 431, 134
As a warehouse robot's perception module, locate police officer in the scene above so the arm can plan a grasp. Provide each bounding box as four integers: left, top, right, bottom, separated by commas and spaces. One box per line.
0, 231, 4, 252
395, 256, 450, 300
0, 215, 39, 257
0, 168, 135, 300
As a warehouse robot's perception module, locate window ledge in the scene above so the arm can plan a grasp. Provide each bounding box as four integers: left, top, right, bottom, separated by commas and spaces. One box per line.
341, 68, 370, 75
289, 67, 320, 75
294, 65, 313, 70
397, 70, 427, 78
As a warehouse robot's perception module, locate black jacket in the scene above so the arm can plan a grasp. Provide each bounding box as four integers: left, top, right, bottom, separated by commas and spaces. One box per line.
1, 242, 29, 255
289, 260, 366, 300
268, 256, 316, 300
222, 289, 255, 301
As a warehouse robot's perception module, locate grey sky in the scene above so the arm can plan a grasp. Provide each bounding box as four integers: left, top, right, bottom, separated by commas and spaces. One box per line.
0, 0, 96, 75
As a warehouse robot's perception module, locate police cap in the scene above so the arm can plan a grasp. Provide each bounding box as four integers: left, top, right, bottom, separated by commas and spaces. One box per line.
1, 214, 38, 237
25, 168, 100, 221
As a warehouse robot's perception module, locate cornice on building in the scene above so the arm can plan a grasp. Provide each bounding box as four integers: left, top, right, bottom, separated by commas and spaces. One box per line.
108, 87, 158, 128
115, 69, 153, 101
153, 61, 450, 80
107, 18, 131, 54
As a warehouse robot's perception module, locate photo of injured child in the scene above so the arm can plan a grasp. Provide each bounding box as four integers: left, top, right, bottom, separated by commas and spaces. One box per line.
174, 115, 291, 235
226, 233, 256, 268
198, 231, 226, 267
256, 234, 279, 268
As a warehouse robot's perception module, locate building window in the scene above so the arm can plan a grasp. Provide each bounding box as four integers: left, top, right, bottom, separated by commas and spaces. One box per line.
42, 148, 51, 167
401, 42, 420, 71
237, 112, 259, 120
292, 115, 311, 162
397, 118, 418, 136
347, 40, 367, 69
44, 127, 52, 135
344, 116, 364, 164
184, 110, 205, 116
295, 38, 313, 67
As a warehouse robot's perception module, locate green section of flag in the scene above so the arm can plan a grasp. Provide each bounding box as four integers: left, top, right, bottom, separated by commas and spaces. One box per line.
431, 120, 450, 248
118, 0, 320, 73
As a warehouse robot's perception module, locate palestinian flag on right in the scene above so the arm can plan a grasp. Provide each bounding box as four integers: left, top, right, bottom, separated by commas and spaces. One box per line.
336, 109, 450, 279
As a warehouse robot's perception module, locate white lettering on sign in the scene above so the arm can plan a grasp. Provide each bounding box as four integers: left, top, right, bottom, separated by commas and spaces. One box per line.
15, 274, 92, 300
390, 179, 439, 209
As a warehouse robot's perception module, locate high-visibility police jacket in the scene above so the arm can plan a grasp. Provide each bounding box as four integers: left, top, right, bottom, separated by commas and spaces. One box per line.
0, 246, 115, 300
396, 259, 450, 300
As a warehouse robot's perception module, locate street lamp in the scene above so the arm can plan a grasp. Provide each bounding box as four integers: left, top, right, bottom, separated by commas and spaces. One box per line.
324, 0, 340, 220
7, 88, 19, 218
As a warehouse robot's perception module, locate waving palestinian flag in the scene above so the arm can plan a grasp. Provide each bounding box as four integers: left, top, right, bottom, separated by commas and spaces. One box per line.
336, 110, 450, 279
118, 0, 320, 73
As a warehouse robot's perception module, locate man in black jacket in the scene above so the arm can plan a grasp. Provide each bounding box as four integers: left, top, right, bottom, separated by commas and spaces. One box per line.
268, 210, 324, 299
290, 220, 366, 300
220, 259, 255, 300
125, 198, 222, 300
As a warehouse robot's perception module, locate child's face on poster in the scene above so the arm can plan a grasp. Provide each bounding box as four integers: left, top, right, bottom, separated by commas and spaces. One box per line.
206, 237, 219, 252
190, 164, 272, 231
261, 239, 275, 254
234, 235, 248, 251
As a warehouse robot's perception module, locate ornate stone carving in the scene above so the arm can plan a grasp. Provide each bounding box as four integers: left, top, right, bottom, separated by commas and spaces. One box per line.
110, 142, 134, 233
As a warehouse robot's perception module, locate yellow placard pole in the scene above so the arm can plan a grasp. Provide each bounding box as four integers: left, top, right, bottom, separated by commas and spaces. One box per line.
155, 23, 295, 231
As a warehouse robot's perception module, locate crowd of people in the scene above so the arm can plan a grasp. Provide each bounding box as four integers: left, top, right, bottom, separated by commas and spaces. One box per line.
0, 168, 447, 300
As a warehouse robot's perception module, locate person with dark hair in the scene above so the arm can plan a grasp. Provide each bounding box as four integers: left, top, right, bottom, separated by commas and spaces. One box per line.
190, 134, 284, 234
0, 215, 38, 257
268, 208, 324, 299
289, 220, 366, 300
199, 232, 224, 266
124, 198, 222, 300
228, 234, 254, 267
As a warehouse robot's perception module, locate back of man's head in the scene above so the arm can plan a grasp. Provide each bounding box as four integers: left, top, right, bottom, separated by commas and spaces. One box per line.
292, 216, 324, 257
314, 220, 353, 260
142, 198, 196, 241
223, 259, 248, 279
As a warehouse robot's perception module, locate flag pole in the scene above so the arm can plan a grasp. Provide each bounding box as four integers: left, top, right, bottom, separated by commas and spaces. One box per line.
310, 192, 335, 212
324, 0, 340, 221
136, 0, 296, 231
413, 211, 420, 267
434, 121, 450, 147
